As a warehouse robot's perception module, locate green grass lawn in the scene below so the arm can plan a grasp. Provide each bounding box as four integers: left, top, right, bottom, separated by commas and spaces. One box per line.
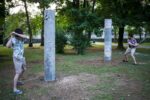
0, 45, 150, 100
141, 43, 150, 46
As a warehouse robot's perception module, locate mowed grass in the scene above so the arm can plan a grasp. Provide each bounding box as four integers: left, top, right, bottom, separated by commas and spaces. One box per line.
0, 44, 150, 100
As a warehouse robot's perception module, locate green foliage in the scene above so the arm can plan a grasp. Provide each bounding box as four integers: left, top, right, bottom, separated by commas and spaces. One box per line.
125, 26, 136, 34
68, 9, 101, 54
5, 13, 42, 37
0, 0, 5, 27
99, 0, 150, 28
30, 15, 42, 35
56, 32, 67, 54
57, 0, 103, 54
66, 9, 90, 54
55, 15, 69, 53
71, 33, 89, 55
0, 18, 4, 29
56, 24, 67, 54
5, 13, 26, 37
29, 0, 53, 9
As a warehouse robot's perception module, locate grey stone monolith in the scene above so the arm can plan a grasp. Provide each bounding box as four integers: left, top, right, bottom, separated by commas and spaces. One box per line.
104, 19, 112, 62
44, 10, 55, 81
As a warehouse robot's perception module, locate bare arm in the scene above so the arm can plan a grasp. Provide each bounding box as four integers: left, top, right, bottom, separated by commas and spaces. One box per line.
12, 32, 28, 39
128, 39, 138, 47
6, 37, 12, 48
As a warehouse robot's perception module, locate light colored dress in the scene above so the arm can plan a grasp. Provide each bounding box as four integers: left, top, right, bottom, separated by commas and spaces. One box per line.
11, 37, 26, 74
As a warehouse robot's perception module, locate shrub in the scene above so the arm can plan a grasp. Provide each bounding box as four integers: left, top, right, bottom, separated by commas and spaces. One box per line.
71, 33, 89, 55
56, 32, 67, 54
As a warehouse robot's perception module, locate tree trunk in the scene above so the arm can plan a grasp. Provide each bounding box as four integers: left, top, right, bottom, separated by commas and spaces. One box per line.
114, 31, 117, 42
113, 27, 118, 43
83, 0, 89, 8
73, 0, 79, 9
40, 7, 44, 46
117, 26, 125, 50
92, 0, 96, 13
83, 0, 86, 8
76, 0, 80, 9
24, 0, 33, 47
0, 0, 5, 45
88, 31, 91, 41
87, 31, 92, 46
86, 0, 96, 44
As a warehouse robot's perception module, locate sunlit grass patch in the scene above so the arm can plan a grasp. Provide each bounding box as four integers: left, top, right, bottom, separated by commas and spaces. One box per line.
24, 43, 43, 49
141, 42, 150, 46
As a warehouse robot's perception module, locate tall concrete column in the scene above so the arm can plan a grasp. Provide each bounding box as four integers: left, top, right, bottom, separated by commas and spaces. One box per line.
44, 10, 55, 81
104, 19, 112, 62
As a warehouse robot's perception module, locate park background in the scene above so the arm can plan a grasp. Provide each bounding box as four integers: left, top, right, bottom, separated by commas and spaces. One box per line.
0, 0, 150, 100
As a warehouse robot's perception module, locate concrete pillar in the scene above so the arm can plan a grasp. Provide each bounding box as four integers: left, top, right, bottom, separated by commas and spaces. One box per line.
44, 10, 55, 81
104, 19, 112, 62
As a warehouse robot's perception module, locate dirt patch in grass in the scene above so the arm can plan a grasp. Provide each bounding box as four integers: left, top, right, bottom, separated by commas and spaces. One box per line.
112, 74, 143, 100
22, 72, 144, 100
23, 73, 100, 100
53, 73, 99, 100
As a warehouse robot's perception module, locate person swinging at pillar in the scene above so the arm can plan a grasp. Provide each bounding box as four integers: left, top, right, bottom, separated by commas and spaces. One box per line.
6, 28, 28, 95
122, 33, 138, 65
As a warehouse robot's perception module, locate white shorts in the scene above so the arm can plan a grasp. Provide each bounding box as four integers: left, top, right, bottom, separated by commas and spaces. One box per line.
13, 57, 26, 74
124, 47, 136, 56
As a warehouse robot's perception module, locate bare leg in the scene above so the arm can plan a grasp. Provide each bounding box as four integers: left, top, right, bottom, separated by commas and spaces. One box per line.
19, 69, 25, 80
123, 47, 130, 62
18, 66, 26, 85
131, 48, 137, 64
124, 54, 128, 61
131, 54, 137, 64
13, 73, 20, 91
123, 53, 129, 62
18, 57, 26, 81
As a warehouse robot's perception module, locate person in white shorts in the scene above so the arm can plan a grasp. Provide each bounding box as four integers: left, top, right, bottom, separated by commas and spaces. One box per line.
6, 28, 28, 95
123, 33, 138, 65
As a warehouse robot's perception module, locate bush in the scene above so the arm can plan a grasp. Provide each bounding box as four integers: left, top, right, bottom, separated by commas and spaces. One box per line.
71, 33, 89, 55
56, 32, 67, 53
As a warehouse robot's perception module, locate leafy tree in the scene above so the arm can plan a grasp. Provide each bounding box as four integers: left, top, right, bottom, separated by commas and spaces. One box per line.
99, 0, 150, 50
5, 0, 33, 47
0, 0, 5, 28
57, 0, 102, 54
56, 23, 67, 53
5, 13, 43, 45
142, 1, 150, 34
29, 0, 54, 46
4, 13, 27, 45
5, 13, 27, 35
30, 15, 42, 36
22, 0, 33, 47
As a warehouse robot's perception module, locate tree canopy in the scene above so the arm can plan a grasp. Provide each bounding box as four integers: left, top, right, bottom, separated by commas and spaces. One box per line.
3, 0, 150, 51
